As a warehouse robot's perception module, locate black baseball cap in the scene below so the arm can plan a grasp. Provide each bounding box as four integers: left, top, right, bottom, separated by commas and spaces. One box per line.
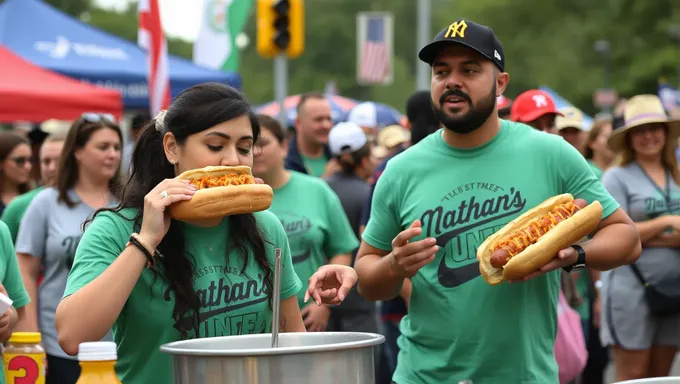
418, 19, 505, 72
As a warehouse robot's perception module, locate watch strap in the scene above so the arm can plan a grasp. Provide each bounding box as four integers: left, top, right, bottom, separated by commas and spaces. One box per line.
563, 244, 586, 273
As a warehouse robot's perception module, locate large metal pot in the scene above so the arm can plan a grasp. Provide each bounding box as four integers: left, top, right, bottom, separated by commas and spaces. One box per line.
160, 332, 385, 384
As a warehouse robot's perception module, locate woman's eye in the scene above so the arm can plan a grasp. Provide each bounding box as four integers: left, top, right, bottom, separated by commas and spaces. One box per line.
207, 144, 222, 151
238, 147, 252, 155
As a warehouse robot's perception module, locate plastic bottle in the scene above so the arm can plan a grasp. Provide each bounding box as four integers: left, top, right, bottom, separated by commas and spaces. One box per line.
75, 341, 121, 384
3, 332, 46, 384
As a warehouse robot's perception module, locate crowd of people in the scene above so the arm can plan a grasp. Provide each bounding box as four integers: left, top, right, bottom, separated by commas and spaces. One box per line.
0, 16, 677, 384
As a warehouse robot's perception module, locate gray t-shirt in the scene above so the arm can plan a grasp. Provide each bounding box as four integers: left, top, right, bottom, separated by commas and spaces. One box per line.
15, 187, 114, 359
325, 172, 371, 240
325, 171, 374, 313
602, 164, 680, 286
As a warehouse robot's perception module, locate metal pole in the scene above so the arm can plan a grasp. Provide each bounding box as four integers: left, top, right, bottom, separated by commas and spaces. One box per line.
274, 54, 288, 126
415, 0, 431, 90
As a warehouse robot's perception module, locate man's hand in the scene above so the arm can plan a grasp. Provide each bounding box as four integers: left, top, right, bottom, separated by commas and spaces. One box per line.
390, 220, 439, 278
508, 246, 579, 283
301, 302, 330, 332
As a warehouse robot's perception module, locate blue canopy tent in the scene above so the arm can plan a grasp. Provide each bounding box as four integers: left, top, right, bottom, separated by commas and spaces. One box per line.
539, 86, 594, 129
0, 0, 241, 110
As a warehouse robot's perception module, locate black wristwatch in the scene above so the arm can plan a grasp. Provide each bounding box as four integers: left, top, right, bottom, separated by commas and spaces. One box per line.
563, 244, 586, 273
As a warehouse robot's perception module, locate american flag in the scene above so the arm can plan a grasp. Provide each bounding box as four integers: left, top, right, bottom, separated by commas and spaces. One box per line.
358, 14, 392, 85
138, 0, 171, 116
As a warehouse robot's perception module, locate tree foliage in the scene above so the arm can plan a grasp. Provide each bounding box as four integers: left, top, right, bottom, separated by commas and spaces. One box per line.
11, 0, 680, 114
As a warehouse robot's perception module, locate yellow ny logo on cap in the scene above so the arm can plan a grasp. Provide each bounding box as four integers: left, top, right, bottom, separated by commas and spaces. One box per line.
445, 20, 467, 39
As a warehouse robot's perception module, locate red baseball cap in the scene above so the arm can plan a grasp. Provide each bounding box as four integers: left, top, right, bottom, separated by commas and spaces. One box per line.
510, 90, 563, 123
497, 95, 512, 110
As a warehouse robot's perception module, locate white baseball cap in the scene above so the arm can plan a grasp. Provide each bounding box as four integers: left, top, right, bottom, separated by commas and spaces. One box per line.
328, 122, 368, 156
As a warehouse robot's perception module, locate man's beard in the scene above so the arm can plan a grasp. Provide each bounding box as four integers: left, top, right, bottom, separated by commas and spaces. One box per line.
432, 83, 497, 135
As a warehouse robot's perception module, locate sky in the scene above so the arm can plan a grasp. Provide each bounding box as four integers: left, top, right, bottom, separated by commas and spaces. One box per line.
94, 0, 203, 41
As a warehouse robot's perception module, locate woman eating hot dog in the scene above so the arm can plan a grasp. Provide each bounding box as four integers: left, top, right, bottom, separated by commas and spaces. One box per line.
599, 94, 680, 381
54, 84, 308, 384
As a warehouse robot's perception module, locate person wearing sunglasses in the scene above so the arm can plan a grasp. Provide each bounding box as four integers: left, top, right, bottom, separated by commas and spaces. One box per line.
0, 131, 34, 217
14, 112, 121, 384
1, 132, 66, 243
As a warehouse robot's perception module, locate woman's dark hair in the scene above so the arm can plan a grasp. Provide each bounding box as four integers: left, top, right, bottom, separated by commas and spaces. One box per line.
256, 114, 286, 143
406, 90, 440, 145
57, 116, 123, 207
0, 131, 31, 195
88, 82, 272, 339
336, 144, 371, 173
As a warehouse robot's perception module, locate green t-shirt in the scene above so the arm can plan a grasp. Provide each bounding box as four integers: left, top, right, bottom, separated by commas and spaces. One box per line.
269, 171, 359, 307
571, 160, 604, 321
0, 187, 44, 244
587, 160, 604, 180
300, 154, 328, 177
63, 209, 302, 384
0, 221, 31, 384
362, 121, 619, 384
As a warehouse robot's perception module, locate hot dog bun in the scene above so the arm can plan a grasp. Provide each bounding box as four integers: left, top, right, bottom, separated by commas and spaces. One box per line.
477, 194, 602, 285
168, 165, 273, 221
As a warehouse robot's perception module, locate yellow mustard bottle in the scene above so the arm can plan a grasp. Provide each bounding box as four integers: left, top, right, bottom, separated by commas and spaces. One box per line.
75, 342, 121, 384
3, 332, 46, 384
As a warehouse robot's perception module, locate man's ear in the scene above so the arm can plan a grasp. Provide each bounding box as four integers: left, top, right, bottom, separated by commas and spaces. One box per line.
496, 69, 510, 96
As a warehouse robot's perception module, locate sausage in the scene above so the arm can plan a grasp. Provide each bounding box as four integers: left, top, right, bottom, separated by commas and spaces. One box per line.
488, 199, 588, 268
490, 248, 512, 268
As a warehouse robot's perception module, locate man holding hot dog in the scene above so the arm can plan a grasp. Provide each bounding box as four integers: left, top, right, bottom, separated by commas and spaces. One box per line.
353, 19, 641, 384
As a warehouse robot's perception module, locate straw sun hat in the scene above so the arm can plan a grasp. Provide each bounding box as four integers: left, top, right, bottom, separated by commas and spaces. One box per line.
607, 94, 680, 152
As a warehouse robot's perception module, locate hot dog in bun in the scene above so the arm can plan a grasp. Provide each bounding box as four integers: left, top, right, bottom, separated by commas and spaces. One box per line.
477, 194, 602, 285
168, 165, 273, 221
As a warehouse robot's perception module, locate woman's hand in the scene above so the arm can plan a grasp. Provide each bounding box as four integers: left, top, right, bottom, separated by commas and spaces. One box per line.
139, 178, 195, 247
304, 265, 358, 306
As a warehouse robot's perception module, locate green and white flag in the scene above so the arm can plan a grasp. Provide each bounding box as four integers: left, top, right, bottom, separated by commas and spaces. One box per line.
193, 0, 253, 72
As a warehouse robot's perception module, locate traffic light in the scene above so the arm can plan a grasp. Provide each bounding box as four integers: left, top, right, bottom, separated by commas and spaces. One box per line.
257, 0, 304, 59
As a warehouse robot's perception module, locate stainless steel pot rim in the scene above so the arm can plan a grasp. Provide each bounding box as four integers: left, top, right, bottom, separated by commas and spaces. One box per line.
159, 332, 385, 357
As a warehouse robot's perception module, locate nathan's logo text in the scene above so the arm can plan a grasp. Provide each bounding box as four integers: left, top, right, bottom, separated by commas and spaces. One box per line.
440, 182, 503, 202
421, 187, 526, 238
279, 214, 312, 237
645, 197, 680, 214
181, 269, 270, 337
62, 234, 83, 270
421, 185, 528, 288
445, 20, 467, 39
195, 274, 269, 309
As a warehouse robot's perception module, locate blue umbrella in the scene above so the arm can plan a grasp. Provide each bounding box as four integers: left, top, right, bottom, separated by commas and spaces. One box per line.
539, 86, 594, 129
341, 101, 404, 127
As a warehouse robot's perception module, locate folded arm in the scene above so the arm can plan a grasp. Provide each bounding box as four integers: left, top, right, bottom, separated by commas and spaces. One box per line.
581, 208, 641, 270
